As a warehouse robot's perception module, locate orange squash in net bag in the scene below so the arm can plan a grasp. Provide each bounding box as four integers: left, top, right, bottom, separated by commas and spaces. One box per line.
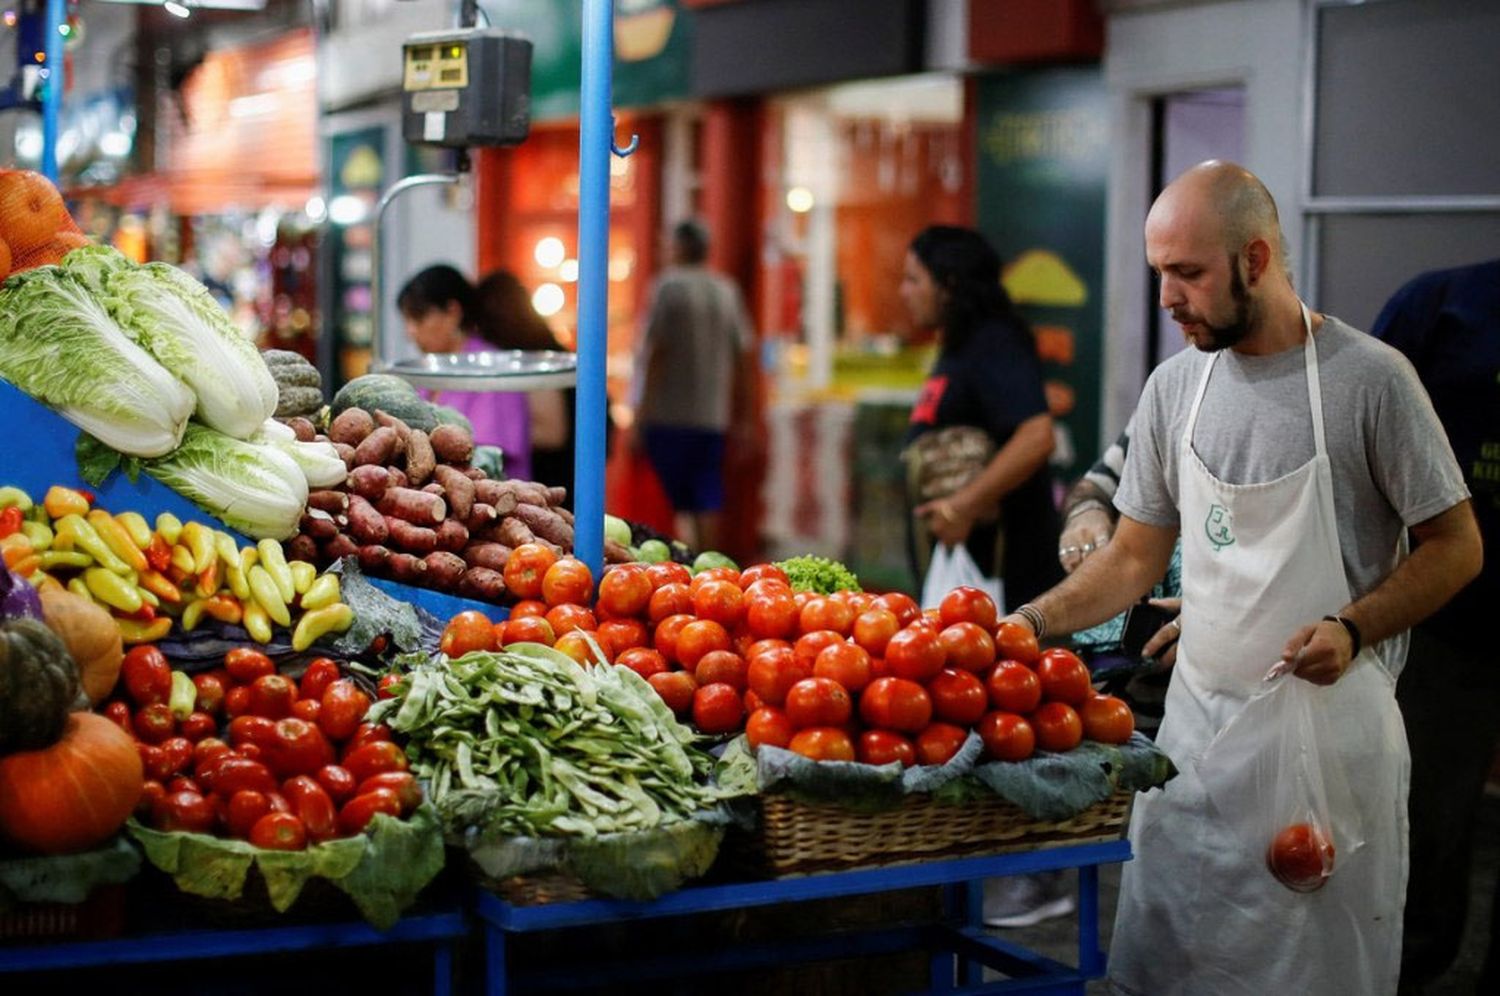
0, 170, 85, 274
0, 235, 11, 282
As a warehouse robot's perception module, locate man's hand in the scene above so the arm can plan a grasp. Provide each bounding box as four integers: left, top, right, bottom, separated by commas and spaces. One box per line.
1059, 506, 1114, 573
1278, 619, 1356, 685
1139, 597, 1181, 666
915, 496, 976, 547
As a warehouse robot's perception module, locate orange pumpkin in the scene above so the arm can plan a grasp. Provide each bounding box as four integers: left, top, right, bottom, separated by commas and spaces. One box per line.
0, 711, 143, 854
40, 588, 123, 705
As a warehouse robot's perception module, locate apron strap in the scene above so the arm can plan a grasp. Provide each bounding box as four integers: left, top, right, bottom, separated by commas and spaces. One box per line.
1183, 351, 1219, 448
1298, 303, 1326, 459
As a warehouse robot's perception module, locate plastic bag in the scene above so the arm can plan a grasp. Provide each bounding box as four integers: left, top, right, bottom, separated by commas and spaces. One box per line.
1199, 672, 1365, 893
920, 543, 1003, 611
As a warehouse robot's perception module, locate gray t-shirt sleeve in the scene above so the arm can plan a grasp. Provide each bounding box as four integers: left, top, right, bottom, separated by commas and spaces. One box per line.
1367, 349, 1471, 527
1114, 368, 1181, 529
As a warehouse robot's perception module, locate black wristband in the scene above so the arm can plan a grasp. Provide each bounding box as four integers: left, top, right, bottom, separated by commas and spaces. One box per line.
1323, 615, 1362, 657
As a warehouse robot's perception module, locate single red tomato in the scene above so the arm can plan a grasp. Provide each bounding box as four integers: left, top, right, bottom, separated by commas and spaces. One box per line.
652, 613, 695, 664
648, 583, 694, 625
695, 650, 748, 691
168, 775, 202, 796
265, 717, 336, 778
743, 688, 766, 713
1266, 822, 1336, 892
356, 772, 423, 815
873, 592, 921, 628
224, 789, 272, 838
509, 599, 548, 620
344, 723, 393, 755
1080, 694, 1135, 744
373, 675, 400, 703
745, 707, 794, 750
223, 685, 252, 718
857, 730, 917, 768
193, 737, 232, 768
813, 641, 873, 694
440, 610, 496, 658
1036, 648, 1093, 706
281, 775, 339, 841
192, 672, 227, 715
250, 812, 308, 850
692, 579, 746, 629
315, 765, 359, 805
939, 622, 997, 673
554, 630, 609, 665
738, 563, 790, 589
928, 668, 989, 726
798, 596, 855, 637
133, 702, 176, 744
645, 561, 692, 590
137, 743, 175, 783
915, 722, 969, 766
675, 619, 732, 672
136, 780, 166, 819
783, 677, 853, 730
102, 699, 133, 734
153, 790, 217, 834
616, 647, 671, 680
692, 682, 746, 734
745, 586, 799, 639
746, 645, 809, 707
852, 608, 901, 658
787, 726, 856, 762
265, 791, 291, 815
746, 638, 792, 661
647, 670, 697, 716
598, 618, 648, 654
793, 630, 845, 672
885, 626, 946, 683
690, 566, 741, 595
318, 680, 371, 742
542, 557, 595, 607
993, 621, 1041, 667
545, 603, 598, 637
224, 647, 276, 685
987, 661, 1043, 714
337, 789, 402, 835
598, 563, 653, 618
1031, 702, 1084, 752
248, 674, 297, 720
228, 714, 274, 751
158, 736, 195, 777
858, 677, 932, 733
503, 543, 560, 600
939, 586, 999, 631
502, 615, 555, 647
212, 758, 279, 798
342, 740, 409, 784
845, 593, 876, 615
121, 645, 172, 706
978, 711, 1035, 761
297, 658, 342, 702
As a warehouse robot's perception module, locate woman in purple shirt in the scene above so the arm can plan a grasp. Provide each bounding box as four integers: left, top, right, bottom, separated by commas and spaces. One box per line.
396, 265, 532, 481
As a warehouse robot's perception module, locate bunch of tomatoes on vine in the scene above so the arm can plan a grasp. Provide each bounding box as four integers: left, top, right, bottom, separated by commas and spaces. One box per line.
436, 543, 1137, 766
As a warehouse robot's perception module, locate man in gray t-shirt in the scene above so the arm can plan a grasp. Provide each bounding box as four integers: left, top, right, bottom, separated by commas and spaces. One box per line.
997, 160, 1480, 995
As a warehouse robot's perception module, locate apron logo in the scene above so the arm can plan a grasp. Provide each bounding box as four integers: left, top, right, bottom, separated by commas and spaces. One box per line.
1204, 503, 1235, 550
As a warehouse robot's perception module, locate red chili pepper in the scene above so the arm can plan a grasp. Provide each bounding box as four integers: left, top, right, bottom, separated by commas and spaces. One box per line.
77, 489, 97, 504
0, 507, 22, 539
128, 603, 158, 623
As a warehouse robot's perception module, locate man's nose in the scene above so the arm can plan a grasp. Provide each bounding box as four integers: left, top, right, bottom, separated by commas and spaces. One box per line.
1158, 275, 1183, 311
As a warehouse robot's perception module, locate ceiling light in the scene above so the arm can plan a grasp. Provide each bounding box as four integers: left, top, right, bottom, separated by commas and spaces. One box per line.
164, 1, 191, 18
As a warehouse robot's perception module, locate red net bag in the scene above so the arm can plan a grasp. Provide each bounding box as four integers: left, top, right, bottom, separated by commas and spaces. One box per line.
0, 170, 89, 280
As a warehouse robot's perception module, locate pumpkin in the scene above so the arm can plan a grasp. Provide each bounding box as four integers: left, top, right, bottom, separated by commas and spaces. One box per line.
0, 616, 84, 754
0, 711, 143, 854
39, 588, 123, 705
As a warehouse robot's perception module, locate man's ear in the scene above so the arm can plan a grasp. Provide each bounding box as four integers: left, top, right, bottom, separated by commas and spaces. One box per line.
1243, 238, 1272, 286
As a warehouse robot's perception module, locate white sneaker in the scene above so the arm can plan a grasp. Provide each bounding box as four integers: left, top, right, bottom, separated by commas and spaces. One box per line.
982, 873, 1076, 928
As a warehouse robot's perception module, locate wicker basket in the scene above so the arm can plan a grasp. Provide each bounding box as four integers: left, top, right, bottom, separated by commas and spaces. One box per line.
0, 885, 127, 944
736, 790, 1134, 878
490, 872, 595, 907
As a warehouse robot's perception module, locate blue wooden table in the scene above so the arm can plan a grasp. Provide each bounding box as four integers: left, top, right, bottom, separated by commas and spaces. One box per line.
474, 839, 1131, 995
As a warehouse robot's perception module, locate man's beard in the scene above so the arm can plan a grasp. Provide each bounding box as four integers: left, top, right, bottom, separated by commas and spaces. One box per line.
1180, 256, 1252, 352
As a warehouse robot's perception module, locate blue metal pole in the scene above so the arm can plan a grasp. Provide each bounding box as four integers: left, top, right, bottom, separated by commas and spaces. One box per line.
573, 0, 612, 580
41, 0, 65, 182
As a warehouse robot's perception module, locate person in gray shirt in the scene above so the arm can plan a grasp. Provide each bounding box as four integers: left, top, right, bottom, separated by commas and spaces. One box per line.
998, 160, 1480, 995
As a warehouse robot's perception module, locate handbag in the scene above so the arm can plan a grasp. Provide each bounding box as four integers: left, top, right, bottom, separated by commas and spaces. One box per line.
899, 425, 998, 519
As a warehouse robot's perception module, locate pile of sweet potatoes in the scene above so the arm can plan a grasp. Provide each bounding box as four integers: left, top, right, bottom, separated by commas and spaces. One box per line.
284, 406, 573, 603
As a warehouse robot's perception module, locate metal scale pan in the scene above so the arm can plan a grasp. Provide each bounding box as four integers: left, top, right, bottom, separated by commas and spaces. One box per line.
376, 349, 578, 393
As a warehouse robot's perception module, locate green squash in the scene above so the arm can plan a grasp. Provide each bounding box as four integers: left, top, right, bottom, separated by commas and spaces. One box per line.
0, 617, 85, 755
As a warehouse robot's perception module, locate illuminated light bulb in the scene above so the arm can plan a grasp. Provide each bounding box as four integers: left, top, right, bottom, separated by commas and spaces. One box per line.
532, 283, 565, 317
533, 236, 566, 269
786, 186, 815, 213
559, 259, 579, 282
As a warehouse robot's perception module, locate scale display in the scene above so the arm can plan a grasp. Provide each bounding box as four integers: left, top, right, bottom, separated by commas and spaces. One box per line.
400, 28, 532, 149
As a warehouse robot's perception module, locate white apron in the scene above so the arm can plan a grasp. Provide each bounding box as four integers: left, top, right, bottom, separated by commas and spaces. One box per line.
1108, 307, 1410, 996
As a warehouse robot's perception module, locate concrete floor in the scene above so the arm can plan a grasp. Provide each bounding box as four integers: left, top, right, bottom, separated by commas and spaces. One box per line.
993, 790, 1500, 994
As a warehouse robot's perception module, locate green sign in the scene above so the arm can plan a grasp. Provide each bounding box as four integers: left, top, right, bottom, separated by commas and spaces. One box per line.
481, 0, 691, 120
975, 68, 1109, 480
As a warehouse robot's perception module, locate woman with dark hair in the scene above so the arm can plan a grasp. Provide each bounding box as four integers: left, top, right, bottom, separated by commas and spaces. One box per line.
474, 270, 574, 499
900, 225, 1062, 611
397, 264, 533, 480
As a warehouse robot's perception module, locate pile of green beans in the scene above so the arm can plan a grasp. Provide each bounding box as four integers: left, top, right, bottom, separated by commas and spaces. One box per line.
367, 644, 721, 838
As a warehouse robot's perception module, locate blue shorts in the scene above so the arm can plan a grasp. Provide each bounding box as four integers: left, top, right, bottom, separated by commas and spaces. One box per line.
643, 426, 727, 513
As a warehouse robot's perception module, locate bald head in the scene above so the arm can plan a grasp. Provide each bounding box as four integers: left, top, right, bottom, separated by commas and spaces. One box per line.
1151, 160, 1288, 275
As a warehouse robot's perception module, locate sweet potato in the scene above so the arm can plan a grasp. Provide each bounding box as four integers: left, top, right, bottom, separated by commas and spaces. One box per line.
286, 416, 316, 442
322, 533, 360, 561
462, 542, 512, 571
307, 490, 350, 515
332, 442, 357, 468
422, 551, 467, 590
353, 426, 399, 467
511, 503, 573, 547
458, 566, 507, 601
386, 552, 428, 584
512, 481, 553, 507
346, 495, 389, 545
493, 516, 535, 549
461, 468, 486, 481
555, 506, 575, 526
286, 534, 319, 564
545, 486, 569, 507
604, 538, 634, 564
358, 544, 392, 573
422, 483, 446, 496
404, 428, 436, 485
347, 465, 390, 502
465, 503, 498, 532
473, 479, 516, 507
385, 516, 438, 554
428, 424, 474, 464
386, 467, 410, 490
300, 510, 340, 543
374, 411, 412, 445
432, 465, 476, 521
377, 487, 447, 526
435, 519, 469, 553
328, 407, 376, 447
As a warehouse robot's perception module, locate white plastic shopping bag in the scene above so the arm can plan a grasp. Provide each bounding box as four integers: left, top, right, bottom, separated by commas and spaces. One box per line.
920, 543, 1004, 612
1198, 671, 1365, 892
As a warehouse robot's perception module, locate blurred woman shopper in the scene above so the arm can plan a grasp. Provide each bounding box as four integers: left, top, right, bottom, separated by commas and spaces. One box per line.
396, 264, 532, 480
900, 225, 1062, 610
474, 269, 575, 500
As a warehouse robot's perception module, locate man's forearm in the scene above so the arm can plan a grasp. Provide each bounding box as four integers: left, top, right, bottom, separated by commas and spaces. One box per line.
1022, 516, 1178, 636
1342, 500, 1482, 648
1062, 478, 1115, 519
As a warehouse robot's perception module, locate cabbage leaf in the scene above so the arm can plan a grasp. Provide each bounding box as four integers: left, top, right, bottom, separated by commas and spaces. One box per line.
0, 265, 195, 457
142, 422, 308, 539
102, 261, 278, 439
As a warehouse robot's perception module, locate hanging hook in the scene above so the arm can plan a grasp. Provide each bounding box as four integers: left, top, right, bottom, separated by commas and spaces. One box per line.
610, 115, 639, 157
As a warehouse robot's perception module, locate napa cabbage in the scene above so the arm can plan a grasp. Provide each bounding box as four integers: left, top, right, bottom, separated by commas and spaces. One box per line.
142, 423, 309, 540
